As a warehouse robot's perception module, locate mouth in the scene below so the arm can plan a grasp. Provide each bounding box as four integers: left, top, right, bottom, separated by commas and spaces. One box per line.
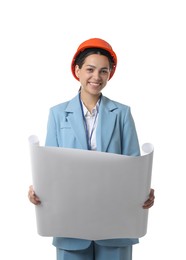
89, 82, 101, 87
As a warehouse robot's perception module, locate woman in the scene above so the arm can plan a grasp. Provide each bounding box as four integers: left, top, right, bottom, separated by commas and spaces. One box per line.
28, 37, 155, 260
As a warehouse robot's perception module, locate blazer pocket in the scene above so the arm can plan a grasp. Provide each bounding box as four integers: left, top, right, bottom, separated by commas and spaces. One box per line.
60, 121, 71, 129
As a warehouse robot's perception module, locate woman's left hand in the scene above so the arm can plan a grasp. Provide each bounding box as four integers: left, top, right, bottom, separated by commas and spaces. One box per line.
143, 188, 155, 209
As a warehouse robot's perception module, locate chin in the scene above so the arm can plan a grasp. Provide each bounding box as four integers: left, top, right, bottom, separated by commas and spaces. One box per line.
90, 90, 101, 96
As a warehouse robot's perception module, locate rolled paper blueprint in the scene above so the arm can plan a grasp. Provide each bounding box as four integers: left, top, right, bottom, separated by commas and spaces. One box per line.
29, 136, 154, 240
28, 135, 40, 146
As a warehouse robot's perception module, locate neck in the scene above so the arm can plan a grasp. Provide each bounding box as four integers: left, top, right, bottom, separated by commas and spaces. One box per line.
80, 91, 101, 112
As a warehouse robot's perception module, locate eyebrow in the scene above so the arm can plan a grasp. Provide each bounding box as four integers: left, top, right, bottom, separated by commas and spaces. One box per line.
85, 65, 109, 70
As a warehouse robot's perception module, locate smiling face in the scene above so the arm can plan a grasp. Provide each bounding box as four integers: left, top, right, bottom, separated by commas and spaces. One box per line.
75, 54, 111, 98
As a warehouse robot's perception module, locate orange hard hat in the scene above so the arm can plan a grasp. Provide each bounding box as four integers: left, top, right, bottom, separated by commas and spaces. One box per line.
71, 38, 117, 81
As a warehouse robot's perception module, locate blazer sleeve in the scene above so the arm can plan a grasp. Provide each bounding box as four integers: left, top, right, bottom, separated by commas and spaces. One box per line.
45, 108, 59, 147
123, 107, 140, 156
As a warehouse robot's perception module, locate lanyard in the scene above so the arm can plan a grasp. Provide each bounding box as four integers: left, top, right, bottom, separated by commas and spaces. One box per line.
79, 93, 101, 150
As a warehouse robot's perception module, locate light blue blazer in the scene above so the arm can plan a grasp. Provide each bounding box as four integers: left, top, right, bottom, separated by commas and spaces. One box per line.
45, 93, 140, 250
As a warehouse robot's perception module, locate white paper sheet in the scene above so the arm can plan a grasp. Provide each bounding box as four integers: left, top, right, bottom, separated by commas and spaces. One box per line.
29, 135, 154, 240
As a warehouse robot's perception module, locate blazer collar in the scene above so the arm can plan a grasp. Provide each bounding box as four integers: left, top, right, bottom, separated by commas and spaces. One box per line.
65, 94, 118, 152
96, 96, 117, 152
65, 94, 89, 150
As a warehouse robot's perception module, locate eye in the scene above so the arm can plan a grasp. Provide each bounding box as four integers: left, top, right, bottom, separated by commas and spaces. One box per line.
87, 68, 94, 73
100, 69, 109, 75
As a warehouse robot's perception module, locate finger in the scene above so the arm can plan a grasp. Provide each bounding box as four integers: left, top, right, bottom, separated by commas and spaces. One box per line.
143, 201, 154, 209
143, 198, 154, 209
29, 195, 41, 205
150, 193, 155, 202
150, 188, 154, 194
28, 190, 41, 205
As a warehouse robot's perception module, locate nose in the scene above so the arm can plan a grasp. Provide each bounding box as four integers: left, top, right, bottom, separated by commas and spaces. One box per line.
93, 70, 100, 79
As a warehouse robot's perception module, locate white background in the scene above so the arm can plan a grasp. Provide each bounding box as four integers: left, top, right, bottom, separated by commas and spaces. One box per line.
0, 0, 186, 259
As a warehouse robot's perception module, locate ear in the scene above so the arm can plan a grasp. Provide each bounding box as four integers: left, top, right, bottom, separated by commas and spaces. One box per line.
75, 65, 80, 79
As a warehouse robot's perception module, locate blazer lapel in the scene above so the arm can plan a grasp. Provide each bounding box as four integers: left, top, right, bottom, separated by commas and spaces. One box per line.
96, 96, 117, 152
65, 95, 88, 150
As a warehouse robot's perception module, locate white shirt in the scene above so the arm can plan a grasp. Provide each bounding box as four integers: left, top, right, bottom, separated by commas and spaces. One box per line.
81, 101, 100, 151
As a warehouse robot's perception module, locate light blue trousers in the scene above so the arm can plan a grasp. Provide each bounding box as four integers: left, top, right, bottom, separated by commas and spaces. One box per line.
56, 242, 132, 260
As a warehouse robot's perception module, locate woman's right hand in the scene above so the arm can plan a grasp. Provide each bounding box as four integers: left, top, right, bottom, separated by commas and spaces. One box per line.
28, 185, 41, 205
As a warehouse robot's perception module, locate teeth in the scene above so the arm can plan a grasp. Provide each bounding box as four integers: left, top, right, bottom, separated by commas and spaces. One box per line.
90, 83, 99, 86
